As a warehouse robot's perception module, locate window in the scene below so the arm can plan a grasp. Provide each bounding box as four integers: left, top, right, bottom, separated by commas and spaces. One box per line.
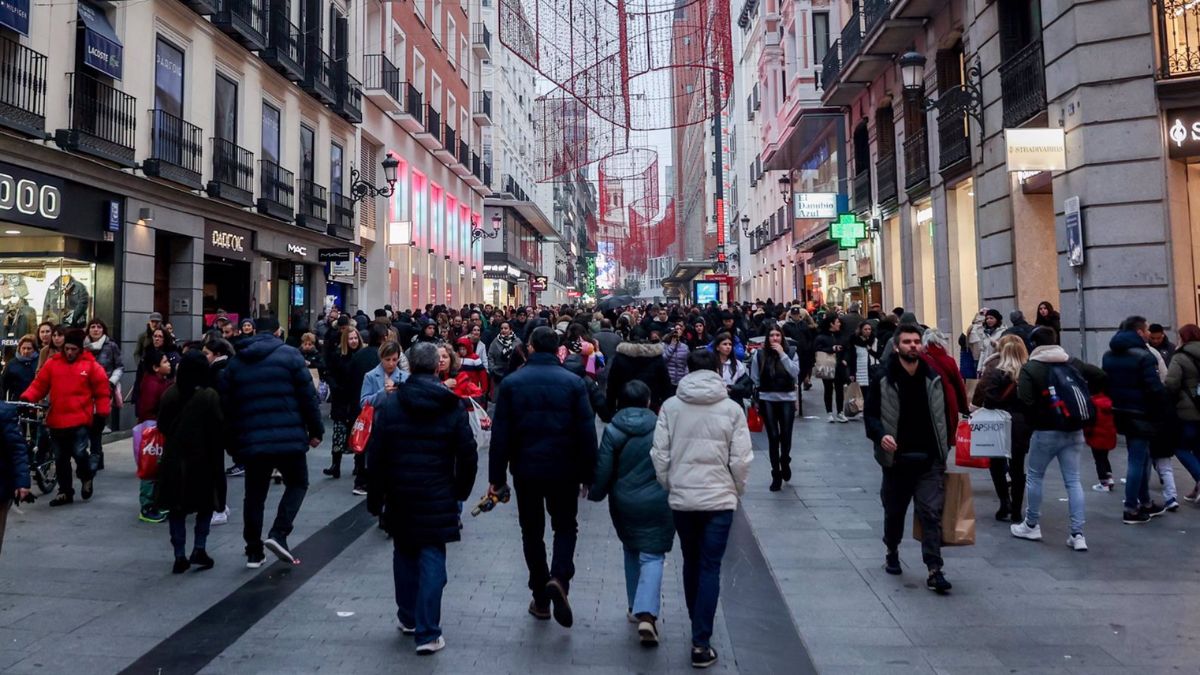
431, 182, 444, 252
330, 142, 344, 195
262, 102, 281, 163
414, 51, 426, 93
447, 16, 457, 67
214, 73, 238, 142
432, 74, 443, 111
460, 35, 469, 80
300, 124, 315, 182
432, 0, 443, 47
392, 154, 410, 222
412, 169, 427, 247
154, 38, 184, 116
446, 194, 457, 261
390, 21, 406, 75
813, 12, 830, 65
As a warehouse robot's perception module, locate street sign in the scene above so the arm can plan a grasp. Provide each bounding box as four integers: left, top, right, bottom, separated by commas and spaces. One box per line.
1064, 196, 1084, 267
828, 213, 867, 249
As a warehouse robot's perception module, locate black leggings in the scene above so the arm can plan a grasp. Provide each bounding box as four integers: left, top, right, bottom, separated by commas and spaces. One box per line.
757, 399, 796, 475
822, 379, 844, 414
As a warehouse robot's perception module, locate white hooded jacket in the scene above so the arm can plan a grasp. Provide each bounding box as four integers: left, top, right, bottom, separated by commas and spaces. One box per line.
651, 369, 752, 511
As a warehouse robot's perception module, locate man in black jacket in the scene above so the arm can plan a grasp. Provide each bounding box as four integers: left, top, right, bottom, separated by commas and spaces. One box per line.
218, 316, 323, 568
488, 326, 597, 629
367, 342, 477, 655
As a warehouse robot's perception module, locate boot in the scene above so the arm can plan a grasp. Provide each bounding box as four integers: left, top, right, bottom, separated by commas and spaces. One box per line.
995, 500, 1011, 522
769, 471, 782, 492
781, 460, 792, 482
323, 452, 342, 479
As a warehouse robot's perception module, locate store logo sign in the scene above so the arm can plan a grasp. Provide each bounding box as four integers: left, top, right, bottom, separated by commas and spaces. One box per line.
794, 193, 839, 220
0, 173, 61, 221
1167, 107, 1200, 159
287, 244, 308, 257
210, 229, 245, 253
1004, 128, 1066, 171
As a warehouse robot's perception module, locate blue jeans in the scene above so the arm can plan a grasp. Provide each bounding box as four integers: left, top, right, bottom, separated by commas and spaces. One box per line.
1024, 430, 1086, 535
50, 427, 92, 496
393, 542, 447, 646
622, 548, 665, 618
1124, 436, 1152, 511
673, 510, 733, 649
1174, 421, 1200, 482
168, 511, 212, 558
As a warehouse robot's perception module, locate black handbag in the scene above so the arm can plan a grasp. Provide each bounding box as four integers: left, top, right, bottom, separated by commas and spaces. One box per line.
729, 373, 754, 399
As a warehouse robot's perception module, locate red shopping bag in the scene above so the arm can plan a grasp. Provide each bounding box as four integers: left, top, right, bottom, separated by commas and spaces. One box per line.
137, 425, 165, 480
955, 419, 990, 469
349, 404, 374, 454
747, 405, 764, 433
1084, 394, 1117, 451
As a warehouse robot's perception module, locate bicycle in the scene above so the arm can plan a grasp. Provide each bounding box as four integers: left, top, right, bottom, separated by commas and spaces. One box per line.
12, 401, 54, 495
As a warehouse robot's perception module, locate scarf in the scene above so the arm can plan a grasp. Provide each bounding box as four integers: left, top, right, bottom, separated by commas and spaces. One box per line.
496, 332, 516, 358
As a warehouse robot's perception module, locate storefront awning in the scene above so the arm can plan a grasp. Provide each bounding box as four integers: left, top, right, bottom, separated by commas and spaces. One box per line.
78, 1, 122, 80
762, 108, 842, 172
0, 0, 30, 35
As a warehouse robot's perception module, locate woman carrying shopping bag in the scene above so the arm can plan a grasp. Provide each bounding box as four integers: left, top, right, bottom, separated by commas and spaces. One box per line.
971, 335, 1033, 522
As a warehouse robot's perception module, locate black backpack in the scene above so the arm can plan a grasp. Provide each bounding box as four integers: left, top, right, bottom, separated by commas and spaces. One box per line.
1040, 362, 1095, 431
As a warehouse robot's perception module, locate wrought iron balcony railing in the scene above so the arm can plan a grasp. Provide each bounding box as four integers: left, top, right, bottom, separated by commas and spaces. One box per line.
207, 137, 255, 206
903, 127, 929, 193
999, 40, 1046, 128
55, 72, 136, 167
257, 159, 294, 221
0, 36, 45, 137
145, 109, 203, 189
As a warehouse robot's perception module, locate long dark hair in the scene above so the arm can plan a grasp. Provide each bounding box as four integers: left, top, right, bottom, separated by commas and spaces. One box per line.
174, 350, 211, 401
759, 326, 786, 377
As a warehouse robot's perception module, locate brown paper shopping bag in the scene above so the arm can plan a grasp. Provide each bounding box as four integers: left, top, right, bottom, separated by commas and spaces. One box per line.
912, 471, 976, 546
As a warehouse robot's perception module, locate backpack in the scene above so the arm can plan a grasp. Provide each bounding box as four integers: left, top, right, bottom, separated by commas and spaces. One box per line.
1040, 362, 1095, 431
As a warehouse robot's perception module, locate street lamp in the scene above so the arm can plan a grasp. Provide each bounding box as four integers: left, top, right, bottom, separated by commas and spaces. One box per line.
472, 212, 501, 242
740, 214, 751, 237
899, 50, 984, 133
778, 173, 792, 206
349, 152, 399, 202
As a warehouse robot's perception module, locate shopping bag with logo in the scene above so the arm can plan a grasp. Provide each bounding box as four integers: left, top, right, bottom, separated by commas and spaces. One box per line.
913, 471, 976, 546
468, 398, 491, 453
843, 381, 865, 417
136, 422, 165, 480
969, 408, 1012, 458
954, 418, 990, 469
349, 404, 374, 455
813, 352, 837, 380
746, 405, 764, 433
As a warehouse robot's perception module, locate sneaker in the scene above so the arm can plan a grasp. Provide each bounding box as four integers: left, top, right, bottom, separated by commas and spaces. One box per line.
225, 464, 245, 477
1122, 510, 1150, 524
264, 538, 298, 564
626, 609, 638, 624
172, 556, 190, 574
415, 636, 445, 655
1091, 481, 1113, 493
884, 550, 902, 575
1165, 498, 1180, 512
1142, 502, 1168, 519
1184, 485, 1200, 503
527, 599, 551, 620
545, 578, 573, 628
827, 413, 836, 423
398, 623, 416, 635
246, 551, 266, 568
48, 493, 73, 507
1066, 533, 1088, 551
81, 479, 93, 500
351, 486, 368, 496
835, 413, 849, 423
1010, 521, 1043, 541
139, 508, 168, 524
636, 614, 659, 646
926, 570, 952, 594
211, 507, 230, 526
691, 646, 718, 669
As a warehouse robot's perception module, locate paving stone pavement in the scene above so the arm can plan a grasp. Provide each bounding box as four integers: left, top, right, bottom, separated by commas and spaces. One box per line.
2, 386, 1199, 674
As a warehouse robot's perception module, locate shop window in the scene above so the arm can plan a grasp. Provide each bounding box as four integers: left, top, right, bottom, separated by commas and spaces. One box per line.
0, 258, 95, 346
431, 183, 444, 253
446, 193, 457, 262
412, 169, 427, 247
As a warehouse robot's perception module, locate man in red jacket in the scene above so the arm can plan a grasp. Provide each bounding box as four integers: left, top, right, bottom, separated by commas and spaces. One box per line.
22, 329, 111, 506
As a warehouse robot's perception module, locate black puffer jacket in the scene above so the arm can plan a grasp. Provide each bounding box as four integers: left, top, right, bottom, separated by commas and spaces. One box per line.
327, 346, 361, 423
605, 342, 672, 417
489, 352, 597, 486
217, 334, 323, 456
366, 375, 477, 544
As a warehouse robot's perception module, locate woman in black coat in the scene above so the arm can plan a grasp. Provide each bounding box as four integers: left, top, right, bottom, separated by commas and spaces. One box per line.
325, 328, 363, 479
605, 340, 671, 420
813, 315, 850, 422
154, 351, 225, 573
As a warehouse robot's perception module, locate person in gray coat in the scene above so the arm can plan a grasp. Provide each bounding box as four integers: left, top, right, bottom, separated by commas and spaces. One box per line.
589, 380, 674, 646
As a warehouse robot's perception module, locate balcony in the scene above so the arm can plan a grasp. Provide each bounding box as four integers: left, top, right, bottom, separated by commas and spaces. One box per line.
211, 0, 268, 52
453, 140, 471, 177
936, 88, 971, 177
999, 40, 1046, 128
473, 90, 492, 125
501, 174, 529, 201
903, 127, 929, 194
841, 4, 863, 64
181, 0, 219, 15
143, 109, 203, 190
820, 1, 921, 105
301, 47, 336, 105
55, 72, 136, 167
334, 69, 363, 123
875, 152, 897, 207
363, 54, 401, 111
472, 23, 491, 58
398, 82, 423, 132
262, 6, 303, 81
466, 152, 483, 187
0, 37, 46, 138
328, 193, 354, 240
436, 122, 456, 162
416, 104, 440, 149
1159, 0, 1200, 79
256, 159, 294, 221
206, 138, 255, 207
480, 162, 493, 195
851, 169, 871, 214
296, 179, 328, 232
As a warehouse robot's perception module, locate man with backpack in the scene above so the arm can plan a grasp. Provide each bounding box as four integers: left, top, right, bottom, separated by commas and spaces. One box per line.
1013, 327, 1106, 549
1102, 316, 1169, 524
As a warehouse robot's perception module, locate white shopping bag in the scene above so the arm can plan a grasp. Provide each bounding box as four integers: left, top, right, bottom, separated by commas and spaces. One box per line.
969, 408, 1012, 458
468, 398, 491, 453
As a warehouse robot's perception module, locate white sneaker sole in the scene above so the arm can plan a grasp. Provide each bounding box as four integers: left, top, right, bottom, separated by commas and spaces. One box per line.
1010, 528, 1042, 541
637, 621, 659, 645
1067, 538, 1088, 551
415, 637, 445, 654
264, 539, 297, 564
246, 559, 264, 569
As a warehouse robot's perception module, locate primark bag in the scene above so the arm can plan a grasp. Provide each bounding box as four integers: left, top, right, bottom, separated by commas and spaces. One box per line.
969, 408, 1012, 458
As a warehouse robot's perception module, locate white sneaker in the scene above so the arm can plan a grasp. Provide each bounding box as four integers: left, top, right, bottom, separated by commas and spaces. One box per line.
1091, 481, 1113, 493
415, 636, 445, 655
351, 487, 368, 496
835, 413, 849, 423
1066, 533, 1088, 551
398, 623, 415, 635
1010, 521, 1043, 541
210, 507, 230, 526
827, 413, 836, 423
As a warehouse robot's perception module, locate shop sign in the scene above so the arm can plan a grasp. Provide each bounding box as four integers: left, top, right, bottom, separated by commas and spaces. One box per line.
204, 223, 254, 261
1004, 128, 1066, 171
287, 243, 309, 258
0, 172, 61, 222
1064, 195, 1084, 267
828, 213, 867, 249
793, 193, 840, 220
1167, 106, 1200, 159
531, 275, 549, 292
0, 0, 30, 36
0, 161, 121, 239
705, 273, 733, 284
567, 289, 582, 298
319, 248, 353, 277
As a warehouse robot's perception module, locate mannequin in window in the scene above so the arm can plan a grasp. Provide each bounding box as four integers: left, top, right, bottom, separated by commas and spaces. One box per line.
42, 273, 91, 328
3, 296, 36, 342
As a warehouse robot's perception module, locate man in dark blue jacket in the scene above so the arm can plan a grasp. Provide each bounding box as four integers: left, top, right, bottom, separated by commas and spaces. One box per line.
488, 326, 597, 629
219, 315, 323, 567
1102, 315, 1167, 524
0, 402, 29, 557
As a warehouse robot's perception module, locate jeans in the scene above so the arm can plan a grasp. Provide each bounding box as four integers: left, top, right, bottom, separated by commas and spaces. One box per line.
673, 510, 733, 649
1025, 430, 1086, 534
139, 479, 156, 510
880, 461, 945, 569
1154, 458, 1177, 502
242, 453, 309, 556
50, 427, 92, 496
169, 510, 213, 558
1123, 436, 1152, 511
757, 399, 796, 477
88, 421, 104, 471
1174, 420, 1200, 482
822, 379, 844, 414
622, 548, 665, 618
514, 479, 578, 602
0, 501, 8, 558
393, 542, 448, 646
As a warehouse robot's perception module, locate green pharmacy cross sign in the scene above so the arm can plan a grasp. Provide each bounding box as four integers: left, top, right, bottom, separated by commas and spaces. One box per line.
829, 213, 867, 249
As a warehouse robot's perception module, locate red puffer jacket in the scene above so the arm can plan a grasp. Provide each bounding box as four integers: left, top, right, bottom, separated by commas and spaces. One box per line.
21, 351, 111, 429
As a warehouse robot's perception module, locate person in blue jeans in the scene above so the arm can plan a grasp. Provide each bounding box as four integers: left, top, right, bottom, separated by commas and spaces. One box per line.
366, 342, 477, 655
1013, 327, 1107, 549
1163, 324, 1200, 503
589, 380, 674, 646
651, 350, 752, 669
1101, 316, 1168, 524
